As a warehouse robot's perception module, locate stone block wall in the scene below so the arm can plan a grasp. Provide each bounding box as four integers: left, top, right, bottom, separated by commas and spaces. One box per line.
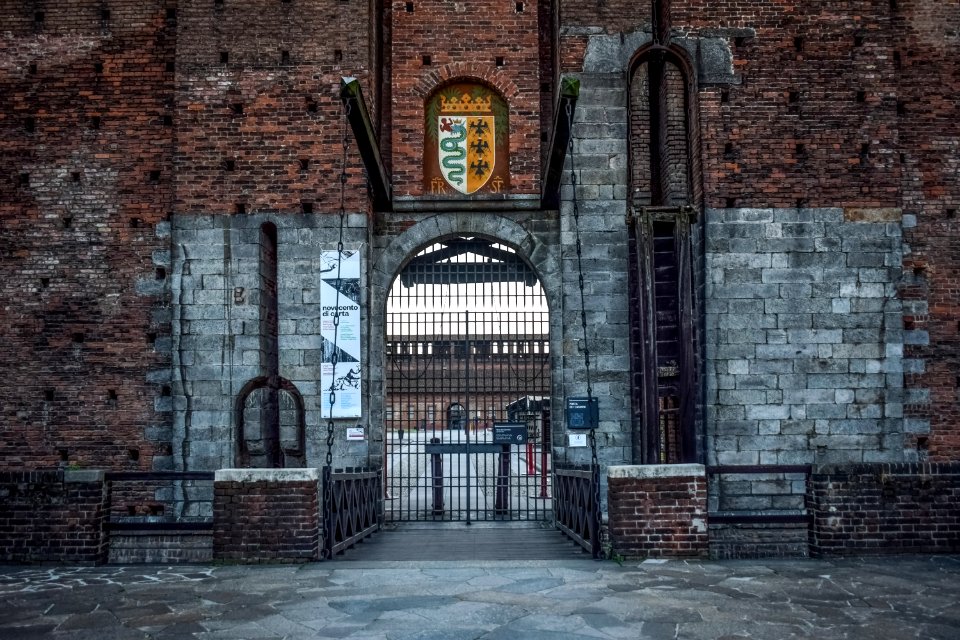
809, 463, 960, 556
169, 213, 369, 471
607, 465, 708, 558
0, 470, 107, 564
213, 468, 320, 563
705, 207, 904, 468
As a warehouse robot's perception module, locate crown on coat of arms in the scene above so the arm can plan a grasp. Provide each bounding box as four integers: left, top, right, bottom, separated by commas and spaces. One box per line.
438, 93, 493, 114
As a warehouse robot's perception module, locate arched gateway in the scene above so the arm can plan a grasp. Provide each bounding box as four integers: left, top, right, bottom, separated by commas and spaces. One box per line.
382, 236, 553, 522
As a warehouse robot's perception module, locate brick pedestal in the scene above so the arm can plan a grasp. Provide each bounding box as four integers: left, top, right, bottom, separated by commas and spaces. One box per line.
213, 468, 320, 563
0, 469, 108, 564
607, 464, 708, 558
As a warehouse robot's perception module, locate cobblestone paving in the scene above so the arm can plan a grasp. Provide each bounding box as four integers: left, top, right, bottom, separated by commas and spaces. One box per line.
1, 556, 958, 639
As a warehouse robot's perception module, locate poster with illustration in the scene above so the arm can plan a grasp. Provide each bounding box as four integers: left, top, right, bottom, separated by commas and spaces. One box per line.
319, 250, 362, 418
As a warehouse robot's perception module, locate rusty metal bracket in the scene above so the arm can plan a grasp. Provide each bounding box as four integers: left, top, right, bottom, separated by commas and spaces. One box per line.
339, 76, 392, 212
541, 75, 580, 210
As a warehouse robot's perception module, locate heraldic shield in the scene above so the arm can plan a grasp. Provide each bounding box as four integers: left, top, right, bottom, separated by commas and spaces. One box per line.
425, 83, 509, 196
438, 114, 495, 195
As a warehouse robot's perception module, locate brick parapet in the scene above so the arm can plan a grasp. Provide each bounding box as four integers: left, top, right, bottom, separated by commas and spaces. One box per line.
0, 470, 108, 564
213, 471, 320, 563
607, 465, 708, 558
808, 462, 960, 556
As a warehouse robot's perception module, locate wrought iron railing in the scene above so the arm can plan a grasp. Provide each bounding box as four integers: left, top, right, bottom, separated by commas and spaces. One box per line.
104, 471, 215, 531
553, 465, 601, 558
323, 467, 381, 557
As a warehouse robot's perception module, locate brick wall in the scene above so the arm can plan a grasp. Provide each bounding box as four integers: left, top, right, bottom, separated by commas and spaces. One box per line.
173, 0, 371, 215
0, 1, 174, 470
560, 0, 960, 470
809, 463, 960, 556
0, 470, 107, 564
213, 468, 320, 563
607, 465, 708, 558
389, 0, 542, 197
896, 4, 960, 461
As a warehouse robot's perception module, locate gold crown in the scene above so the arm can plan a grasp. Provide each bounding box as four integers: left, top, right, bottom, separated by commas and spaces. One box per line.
438, 93, 493, 114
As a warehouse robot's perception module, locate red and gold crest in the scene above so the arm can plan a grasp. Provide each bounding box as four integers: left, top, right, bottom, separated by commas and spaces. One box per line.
425, 83, 509, 196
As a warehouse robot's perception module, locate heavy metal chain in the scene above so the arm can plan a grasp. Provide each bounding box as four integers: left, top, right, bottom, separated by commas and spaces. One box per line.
566, 102, 594, 401
566, 100, 603, 555
322, 99, 351, 558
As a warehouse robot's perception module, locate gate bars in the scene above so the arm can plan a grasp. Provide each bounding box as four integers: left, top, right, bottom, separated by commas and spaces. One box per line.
385, 239, 553, 521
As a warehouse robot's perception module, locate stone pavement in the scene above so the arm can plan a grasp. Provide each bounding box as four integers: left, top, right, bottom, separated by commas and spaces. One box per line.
1, 556, 958, 639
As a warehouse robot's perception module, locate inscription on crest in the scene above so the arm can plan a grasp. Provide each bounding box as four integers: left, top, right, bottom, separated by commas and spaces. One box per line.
424, 83, 509, 196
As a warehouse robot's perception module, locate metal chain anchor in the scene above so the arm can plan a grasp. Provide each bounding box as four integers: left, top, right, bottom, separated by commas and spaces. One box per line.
322, 99, 351, 559
566, 99, 603, 557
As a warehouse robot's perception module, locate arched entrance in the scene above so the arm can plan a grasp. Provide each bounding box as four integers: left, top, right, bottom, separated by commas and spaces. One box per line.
384, 236, 552, 522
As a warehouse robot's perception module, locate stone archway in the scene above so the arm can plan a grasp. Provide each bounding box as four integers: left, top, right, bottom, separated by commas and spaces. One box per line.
368, 214, 561, 483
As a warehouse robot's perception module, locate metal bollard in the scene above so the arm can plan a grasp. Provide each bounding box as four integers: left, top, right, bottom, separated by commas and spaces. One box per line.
495, 444, 510, 515
430, 437, 444, 516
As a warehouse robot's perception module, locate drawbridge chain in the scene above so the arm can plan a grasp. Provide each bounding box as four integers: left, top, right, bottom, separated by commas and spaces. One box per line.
565, 99, 603, 557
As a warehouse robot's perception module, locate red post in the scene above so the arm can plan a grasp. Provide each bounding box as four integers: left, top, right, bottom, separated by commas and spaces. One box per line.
540, 445, 549, 498
527, 442, 535, 475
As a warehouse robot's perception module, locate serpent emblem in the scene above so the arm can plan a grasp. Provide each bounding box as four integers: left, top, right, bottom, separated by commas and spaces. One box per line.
439, 119, 467, 186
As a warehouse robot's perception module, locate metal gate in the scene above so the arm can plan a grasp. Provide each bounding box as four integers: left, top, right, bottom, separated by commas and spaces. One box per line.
385, 237, 552, 522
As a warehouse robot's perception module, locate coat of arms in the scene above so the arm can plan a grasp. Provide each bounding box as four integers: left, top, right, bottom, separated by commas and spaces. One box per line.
425, 83, 509, 196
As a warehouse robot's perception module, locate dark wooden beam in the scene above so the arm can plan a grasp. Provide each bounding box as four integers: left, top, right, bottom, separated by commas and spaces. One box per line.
541, 75, 580, 210
339, 76, 392, 212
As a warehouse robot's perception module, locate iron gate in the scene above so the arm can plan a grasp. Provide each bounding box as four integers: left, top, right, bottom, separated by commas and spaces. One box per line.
385, 238, 552, 522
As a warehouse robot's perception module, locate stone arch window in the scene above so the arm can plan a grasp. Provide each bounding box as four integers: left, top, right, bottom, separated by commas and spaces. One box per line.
628, 44, 703, 465
423, 81, 510, 196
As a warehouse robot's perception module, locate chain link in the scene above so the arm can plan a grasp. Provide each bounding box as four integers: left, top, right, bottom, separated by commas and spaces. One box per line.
566, 98, 603, 557
322, 99, 351, 559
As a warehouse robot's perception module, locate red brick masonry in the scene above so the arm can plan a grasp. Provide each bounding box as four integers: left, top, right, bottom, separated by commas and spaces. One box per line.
213, 468, 320, 564
808, 463, 960, 556
0, 469, 107, 564
607, 464, 708, 558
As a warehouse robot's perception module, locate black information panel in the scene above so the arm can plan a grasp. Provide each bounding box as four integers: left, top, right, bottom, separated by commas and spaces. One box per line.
566, 396, 598, 430
492, 422, 528, 445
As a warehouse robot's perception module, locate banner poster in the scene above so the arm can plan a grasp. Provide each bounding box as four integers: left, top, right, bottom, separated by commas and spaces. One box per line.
319, 250, 362, 418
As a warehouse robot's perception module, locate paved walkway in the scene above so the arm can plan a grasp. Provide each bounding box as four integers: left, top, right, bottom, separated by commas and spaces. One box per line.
1, 556, 958, 639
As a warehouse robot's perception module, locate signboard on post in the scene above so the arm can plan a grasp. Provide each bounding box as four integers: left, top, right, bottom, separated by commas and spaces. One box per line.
493, 422, 528, 445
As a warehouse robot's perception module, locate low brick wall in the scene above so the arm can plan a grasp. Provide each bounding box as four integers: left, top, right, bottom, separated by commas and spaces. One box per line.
213, 468, 320, 563
607, 465, 708, 558
0, 469, 108, 564
809, 463, 960, 556
108, 531, 213, 564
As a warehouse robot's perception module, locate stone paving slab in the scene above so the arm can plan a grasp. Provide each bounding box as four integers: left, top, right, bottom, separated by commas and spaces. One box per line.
0, 557, 958, 639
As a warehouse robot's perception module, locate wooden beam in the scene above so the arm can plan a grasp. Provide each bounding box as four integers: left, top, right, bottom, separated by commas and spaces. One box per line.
541, 75, 580, 210
339, 77, 392, 211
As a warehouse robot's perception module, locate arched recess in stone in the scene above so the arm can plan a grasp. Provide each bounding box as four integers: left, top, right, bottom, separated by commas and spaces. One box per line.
627, 43, 703, 208
368, 214, 561, 464
234, 376, 306, 468
627, 42, 705, 466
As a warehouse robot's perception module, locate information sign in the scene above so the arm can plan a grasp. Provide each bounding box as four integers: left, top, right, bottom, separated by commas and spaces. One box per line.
492, 422, 528, 445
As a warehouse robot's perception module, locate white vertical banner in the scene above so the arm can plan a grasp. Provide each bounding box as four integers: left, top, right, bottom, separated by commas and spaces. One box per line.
320, 250, 362, 418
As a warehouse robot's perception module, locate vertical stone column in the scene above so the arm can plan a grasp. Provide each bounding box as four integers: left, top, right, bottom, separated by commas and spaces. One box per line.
607, 464, 708, 558
213, 468, 320, 563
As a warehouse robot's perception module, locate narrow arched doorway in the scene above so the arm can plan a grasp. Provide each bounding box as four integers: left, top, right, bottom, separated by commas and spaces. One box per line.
384, 236, 552, 522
